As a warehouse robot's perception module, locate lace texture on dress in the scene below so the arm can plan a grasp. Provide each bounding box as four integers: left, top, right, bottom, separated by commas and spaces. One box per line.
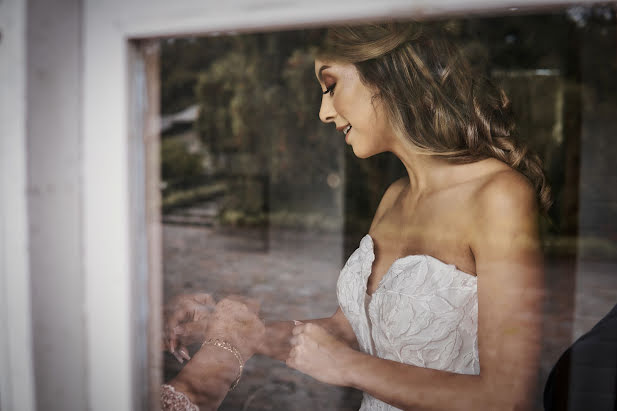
337, 234, 479, 411
161, 384, 200, 411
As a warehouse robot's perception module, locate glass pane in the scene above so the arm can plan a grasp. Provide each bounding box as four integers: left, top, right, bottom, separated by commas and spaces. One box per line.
159, 6, 617, 410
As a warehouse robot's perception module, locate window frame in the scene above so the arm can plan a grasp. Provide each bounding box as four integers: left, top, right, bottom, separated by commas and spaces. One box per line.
0, 1, 600, 410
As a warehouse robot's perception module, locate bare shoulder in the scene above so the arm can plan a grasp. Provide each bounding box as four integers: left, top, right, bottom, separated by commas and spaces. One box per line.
470, 169, 541, 256
473, 169, 538, 219
369, 177, 408, 230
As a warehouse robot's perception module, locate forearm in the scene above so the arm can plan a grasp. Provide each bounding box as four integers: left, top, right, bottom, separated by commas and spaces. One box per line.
341, 349, 536, 411
258, 316, 357, 361
168, 345, 241, 411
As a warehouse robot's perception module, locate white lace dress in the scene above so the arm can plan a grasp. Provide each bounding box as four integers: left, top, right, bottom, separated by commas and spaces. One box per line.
337, 234, 480, 411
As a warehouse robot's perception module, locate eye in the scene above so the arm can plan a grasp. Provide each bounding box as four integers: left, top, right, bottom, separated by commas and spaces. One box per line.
323, 83, 336, 97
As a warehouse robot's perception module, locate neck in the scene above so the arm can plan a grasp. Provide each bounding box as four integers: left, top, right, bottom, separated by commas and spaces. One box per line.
389, 140, 505, 204
390, 139, 451, 197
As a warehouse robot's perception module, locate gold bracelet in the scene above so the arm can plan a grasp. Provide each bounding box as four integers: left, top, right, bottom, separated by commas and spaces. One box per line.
201, 338, 244, 390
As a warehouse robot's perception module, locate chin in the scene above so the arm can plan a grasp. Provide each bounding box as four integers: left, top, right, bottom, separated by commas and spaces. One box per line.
353, 151, 372, 159
351, 145, 380, 159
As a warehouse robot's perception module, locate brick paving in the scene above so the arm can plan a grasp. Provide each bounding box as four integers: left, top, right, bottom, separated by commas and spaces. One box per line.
163, 222, 617, 410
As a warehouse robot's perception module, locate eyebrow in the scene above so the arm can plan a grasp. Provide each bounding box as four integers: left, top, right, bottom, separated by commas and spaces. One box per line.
317, 65, 331, 81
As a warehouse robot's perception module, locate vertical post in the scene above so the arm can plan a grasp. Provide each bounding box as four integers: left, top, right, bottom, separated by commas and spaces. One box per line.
144, 40, 163, 411
0, 0, 36, 410
127, 39, 163, 411
83, 22, 133, 411
26, 0, 88, 409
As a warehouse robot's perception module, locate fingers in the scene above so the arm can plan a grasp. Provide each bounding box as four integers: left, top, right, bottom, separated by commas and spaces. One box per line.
290, 325, 318, 347
286, 345, 299, 368
166, 293, 215, 323
222, 295, 261, 313
163, 328, 179, 354
213, 298, 262, 324
174, 321, 207, 346
167, 319, 187, 353
164, 308, 190, 351
192, 304, 215, 321
174, 299, 204, 322
167, 342, 191, 364
178, 346, 191, 361
243, 298, 260, 313
190, 292, 215, 306
292, 321, 320, 336
164, 295, 215, 350
171, 349, 184, 364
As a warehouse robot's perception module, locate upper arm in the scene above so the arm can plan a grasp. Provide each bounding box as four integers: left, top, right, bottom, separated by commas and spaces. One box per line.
471, 172, 544, 404
369, 177, 408, 232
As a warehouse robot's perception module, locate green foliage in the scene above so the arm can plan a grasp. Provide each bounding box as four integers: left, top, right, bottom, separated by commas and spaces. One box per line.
161, 9, 617, 235
161, 138, 204, 182
194, 30, 342, 223
161, 37, 236, 114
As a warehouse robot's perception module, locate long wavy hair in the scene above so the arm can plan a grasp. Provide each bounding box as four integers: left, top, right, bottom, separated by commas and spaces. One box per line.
317, 22, 552, 213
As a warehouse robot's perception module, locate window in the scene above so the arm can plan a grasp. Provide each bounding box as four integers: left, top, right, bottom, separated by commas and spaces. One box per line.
158, 6, 617, 410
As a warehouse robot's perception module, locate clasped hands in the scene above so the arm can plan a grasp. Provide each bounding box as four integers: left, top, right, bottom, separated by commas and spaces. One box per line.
163, 293, 353, 386
163, 293, 265, 363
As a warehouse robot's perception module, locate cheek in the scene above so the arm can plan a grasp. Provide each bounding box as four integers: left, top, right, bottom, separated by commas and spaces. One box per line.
369, 101, 392, 135
360, 108, 384, 139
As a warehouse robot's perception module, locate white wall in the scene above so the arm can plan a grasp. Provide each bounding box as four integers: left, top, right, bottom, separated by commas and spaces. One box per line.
0, 0, 36, 409
1, 1, 88, 410
26, 0, 88, 410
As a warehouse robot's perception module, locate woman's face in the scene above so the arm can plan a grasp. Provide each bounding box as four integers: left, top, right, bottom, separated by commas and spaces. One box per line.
314, 59, 395, 158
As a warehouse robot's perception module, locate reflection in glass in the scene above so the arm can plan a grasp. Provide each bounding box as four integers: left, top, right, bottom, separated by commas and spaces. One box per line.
159, 7, 617, 410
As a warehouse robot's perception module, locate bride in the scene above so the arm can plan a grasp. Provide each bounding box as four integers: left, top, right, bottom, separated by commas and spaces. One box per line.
165, 22, 549, 411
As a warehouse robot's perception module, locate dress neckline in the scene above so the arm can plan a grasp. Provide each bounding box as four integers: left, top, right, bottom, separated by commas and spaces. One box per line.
362, 234, 476, 296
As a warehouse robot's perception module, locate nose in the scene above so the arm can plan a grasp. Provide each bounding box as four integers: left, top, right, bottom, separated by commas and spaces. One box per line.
319, 95, 336, 124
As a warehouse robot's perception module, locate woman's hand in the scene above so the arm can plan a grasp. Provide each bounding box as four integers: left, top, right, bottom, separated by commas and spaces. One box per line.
286, 322, 354, 386
163, 292, 216, 363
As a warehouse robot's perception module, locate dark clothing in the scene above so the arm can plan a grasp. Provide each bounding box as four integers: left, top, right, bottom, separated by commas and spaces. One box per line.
544, 303, 617, 410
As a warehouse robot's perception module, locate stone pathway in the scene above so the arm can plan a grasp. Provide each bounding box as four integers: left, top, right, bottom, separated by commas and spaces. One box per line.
163, 222, 617, 410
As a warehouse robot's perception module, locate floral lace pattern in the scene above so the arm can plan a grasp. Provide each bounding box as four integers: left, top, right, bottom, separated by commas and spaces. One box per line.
161, 384, 200, 411
337, 234, 479, 411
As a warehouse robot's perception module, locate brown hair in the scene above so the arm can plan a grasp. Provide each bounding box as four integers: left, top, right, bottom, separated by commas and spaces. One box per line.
318, 23, 552, 213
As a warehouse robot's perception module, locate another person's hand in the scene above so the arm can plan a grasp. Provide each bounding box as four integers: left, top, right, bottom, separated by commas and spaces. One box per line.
205, 296, 266, 359
163, 297, 265, 411
163, 292, 216, 363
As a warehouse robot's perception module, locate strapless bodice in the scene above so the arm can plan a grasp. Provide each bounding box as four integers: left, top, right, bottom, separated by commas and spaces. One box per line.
336, 234, 479, 411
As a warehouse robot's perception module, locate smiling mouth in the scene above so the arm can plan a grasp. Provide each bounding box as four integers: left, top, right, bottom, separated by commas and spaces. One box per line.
343, 125, 352, 135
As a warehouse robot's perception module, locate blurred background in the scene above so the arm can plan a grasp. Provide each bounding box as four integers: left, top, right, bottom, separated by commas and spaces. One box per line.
159, 6, 617, 410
